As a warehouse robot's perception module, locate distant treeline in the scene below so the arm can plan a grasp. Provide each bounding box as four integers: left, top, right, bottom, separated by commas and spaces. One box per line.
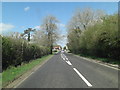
67, 14, 120, 61
2, 36, 50, 70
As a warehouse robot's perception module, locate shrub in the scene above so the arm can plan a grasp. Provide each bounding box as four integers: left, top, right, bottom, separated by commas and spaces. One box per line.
2, 37, 50, 70
67, 14, 120, 61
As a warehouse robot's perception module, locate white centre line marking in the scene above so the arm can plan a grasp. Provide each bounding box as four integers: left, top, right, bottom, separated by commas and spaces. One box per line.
66, 57, 68, 60
62, 54, 69, 60
73, 68, 92, 87
61, 54, 63, 57
66, 61, 72, 65
63, 58, 65, 60
61, 54, 65, 60
62, 54, 65, 57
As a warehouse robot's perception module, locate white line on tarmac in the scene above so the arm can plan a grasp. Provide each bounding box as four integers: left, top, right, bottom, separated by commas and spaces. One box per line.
66, 61, 72, 65
63, 58, 65, 60
66, 57, 68, 60
73, 68, 92, 87
61, 54, 63, 58
62, 54, 69, 60
14, 72, 34, 88
61, 54, 65, 60
63, 54, 66, 58
76, 55, 119, 70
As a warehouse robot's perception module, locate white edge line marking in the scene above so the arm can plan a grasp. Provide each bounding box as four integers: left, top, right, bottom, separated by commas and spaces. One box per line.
79, 56, 119, 70
14, 72, 34, 88
73, 68, 92, 87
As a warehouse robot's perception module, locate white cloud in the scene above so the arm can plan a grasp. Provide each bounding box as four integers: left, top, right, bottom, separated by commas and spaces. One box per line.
57, 23, 65, 28
24, 6, 30, 11
34, 25, 41, 30
60, 23, 65, 28
0, 23, 15, 33
57, 34, 68, 47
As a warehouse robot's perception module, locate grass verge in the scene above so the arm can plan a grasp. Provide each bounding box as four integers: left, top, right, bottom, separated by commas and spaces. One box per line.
78, 54, 120, 65
2, 55, 53, 87
0, 73, 2, 89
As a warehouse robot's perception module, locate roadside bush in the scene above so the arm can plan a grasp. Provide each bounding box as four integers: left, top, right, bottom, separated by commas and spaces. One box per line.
80, 14, 119, 60
67, 14, 120, 62
2, 37, 50, 70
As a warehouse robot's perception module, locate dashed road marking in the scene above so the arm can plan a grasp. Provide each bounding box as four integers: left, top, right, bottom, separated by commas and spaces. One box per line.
61, 54, 72, 65
63, 58, 65, 60
73, 68, 92, 87
61, 54, 66, 60
61, 53, 92, 87
66, 58, 68, 60
66, 61, 72, 65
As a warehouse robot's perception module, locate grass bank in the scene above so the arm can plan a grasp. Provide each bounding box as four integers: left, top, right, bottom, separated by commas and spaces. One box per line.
78, 54, 120, 65
0, 74, 2, 89
2, 55, 53, 87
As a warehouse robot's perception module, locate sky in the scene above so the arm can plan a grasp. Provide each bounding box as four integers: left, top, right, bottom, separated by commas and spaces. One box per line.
1, 2, 118, 47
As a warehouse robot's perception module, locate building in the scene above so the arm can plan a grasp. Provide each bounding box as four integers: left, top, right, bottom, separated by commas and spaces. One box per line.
53, 45, 62, 51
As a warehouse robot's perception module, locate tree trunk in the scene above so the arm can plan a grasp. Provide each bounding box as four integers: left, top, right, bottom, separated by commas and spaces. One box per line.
28, 33, 30, 41
50, 44, 53, 54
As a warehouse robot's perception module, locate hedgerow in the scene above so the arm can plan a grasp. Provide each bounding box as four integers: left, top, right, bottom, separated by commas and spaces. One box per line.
2, 37, 50, 70
67, 14, 120, 61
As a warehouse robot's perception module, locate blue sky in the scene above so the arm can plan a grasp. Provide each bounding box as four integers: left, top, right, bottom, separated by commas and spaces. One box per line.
1, 2, 118, 46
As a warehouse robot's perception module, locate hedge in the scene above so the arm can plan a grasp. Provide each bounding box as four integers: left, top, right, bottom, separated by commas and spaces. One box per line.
2, 37, 50, 70
67, 14, 120, 61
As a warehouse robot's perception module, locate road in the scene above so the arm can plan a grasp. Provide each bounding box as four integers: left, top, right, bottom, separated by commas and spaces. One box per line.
16, 51, 118, 88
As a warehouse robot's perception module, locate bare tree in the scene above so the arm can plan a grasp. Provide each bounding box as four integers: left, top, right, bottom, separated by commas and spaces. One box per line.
41, 15, 59, 54
7, 32, 22, 39
67, 8, 105, 31
67, 8, 105, 53
33, 30, 48, 46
